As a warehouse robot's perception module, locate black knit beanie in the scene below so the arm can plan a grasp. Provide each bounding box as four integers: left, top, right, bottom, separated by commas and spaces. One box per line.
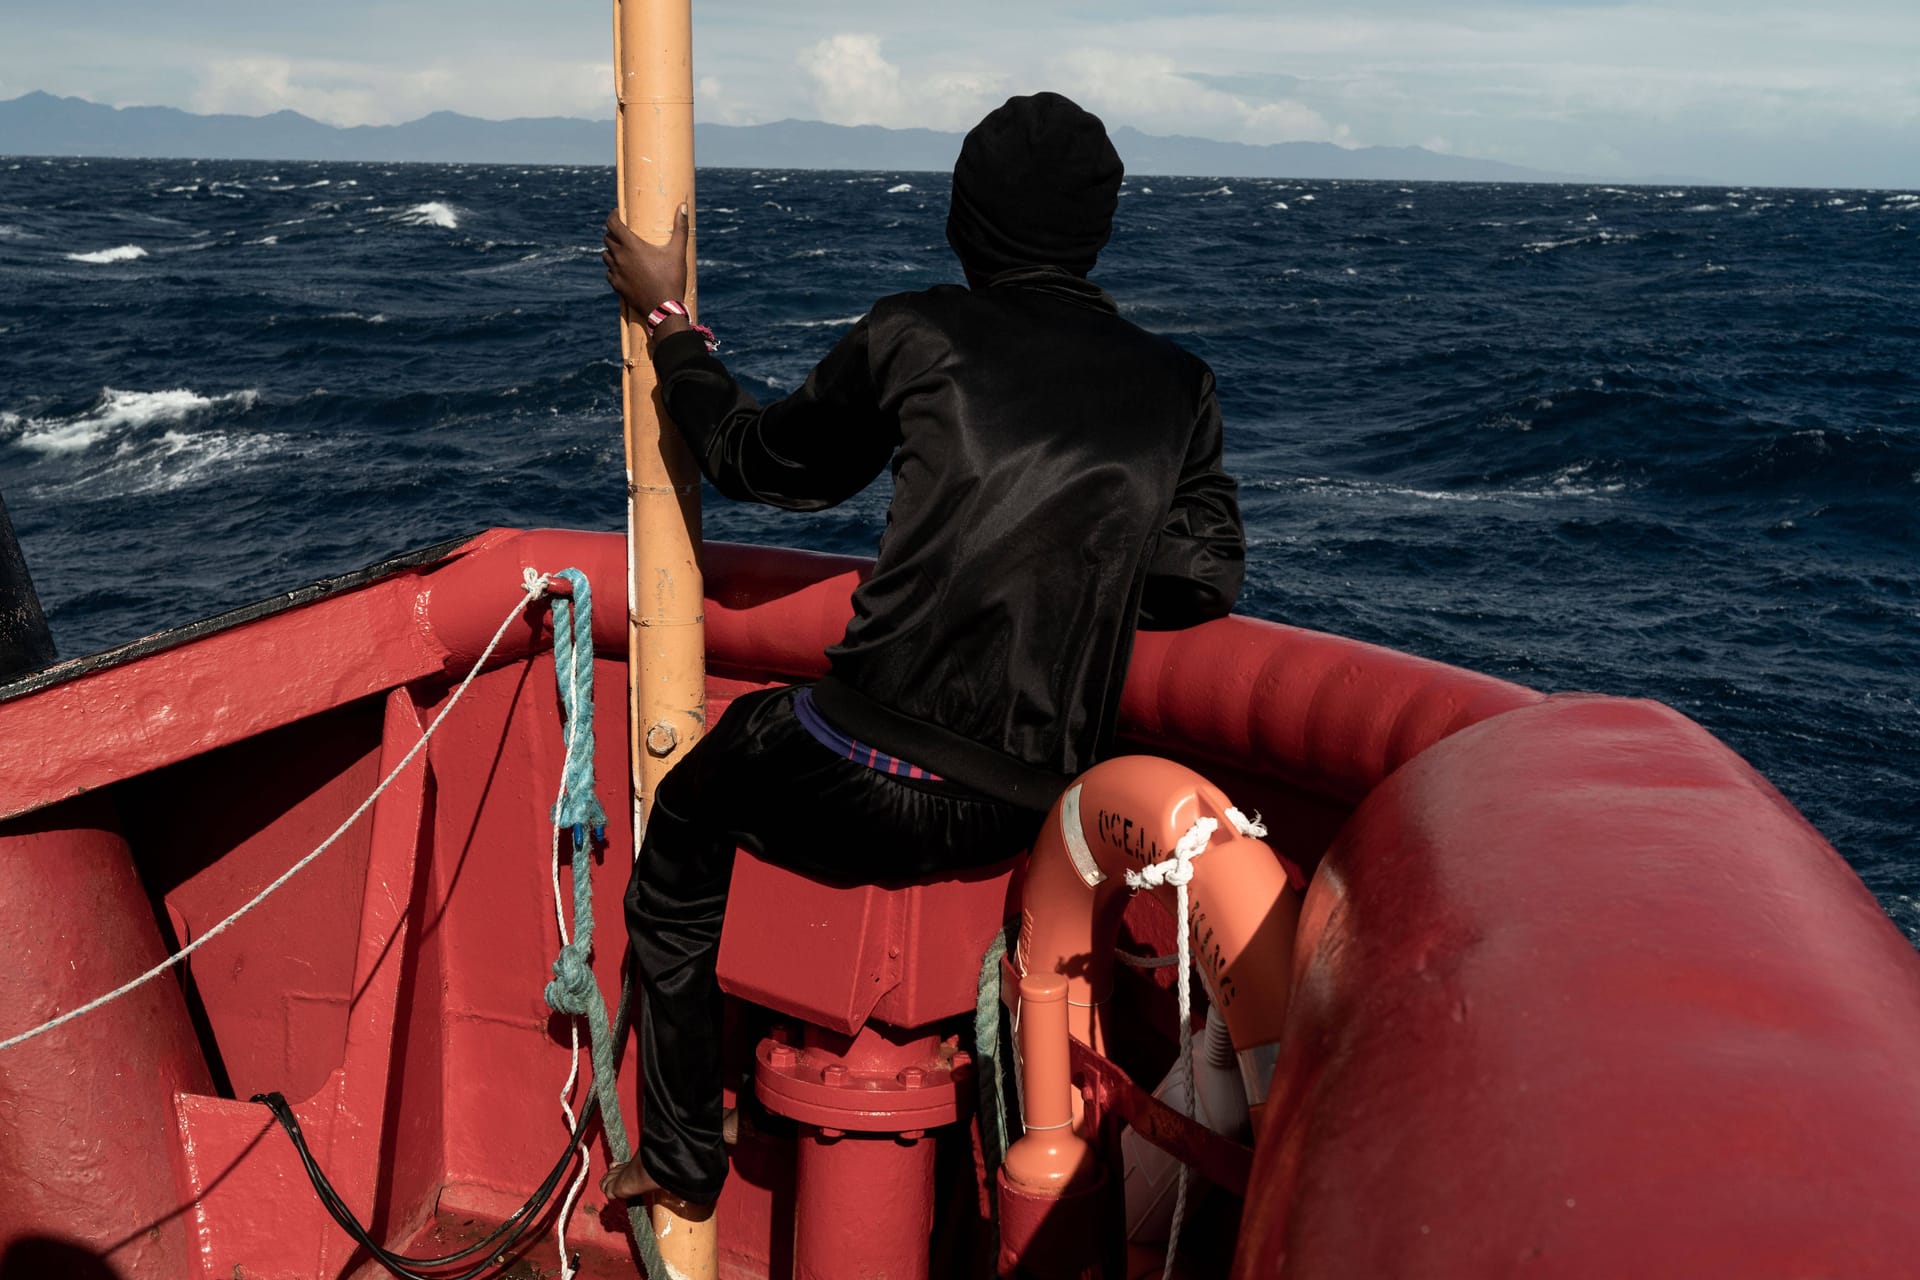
946, 92, 1124, 278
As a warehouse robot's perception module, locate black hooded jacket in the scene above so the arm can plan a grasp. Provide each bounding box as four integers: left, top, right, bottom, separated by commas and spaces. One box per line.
651, 266, 1245, 810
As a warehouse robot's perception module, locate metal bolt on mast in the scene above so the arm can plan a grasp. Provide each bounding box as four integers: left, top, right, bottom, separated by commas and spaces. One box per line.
613, 0, 716, 1274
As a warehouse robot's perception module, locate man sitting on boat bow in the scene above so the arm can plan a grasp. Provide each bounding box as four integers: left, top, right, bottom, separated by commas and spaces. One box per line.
598, 91, 1245, 1213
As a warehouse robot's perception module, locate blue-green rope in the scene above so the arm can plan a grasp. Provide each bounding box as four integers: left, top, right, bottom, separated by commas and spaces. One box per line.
544, 568, 608, 848
536, 568, 673, 1280
975, 918, 1022, 1178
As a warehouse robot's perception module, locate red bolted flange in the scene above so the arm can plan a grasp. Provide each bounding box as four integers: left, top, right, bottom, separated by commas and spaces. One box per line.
753, 1032, 971, 1133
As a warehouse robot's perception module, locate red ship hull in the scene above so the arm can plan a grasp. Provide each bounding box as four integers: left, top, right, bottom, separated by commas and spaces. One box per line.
3, 527, 1918, 1278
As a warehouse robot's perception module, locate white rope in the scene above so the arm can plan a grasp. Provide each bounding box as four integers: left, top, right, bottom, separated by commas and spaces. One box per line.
550, 605, 592, 1280
1123, 805, 1265, 1280
0, 571, 554, 1056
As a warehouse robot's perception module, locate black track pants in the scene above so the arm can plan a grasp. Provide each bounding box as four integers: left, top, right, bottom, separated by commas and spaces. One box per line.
623, 684, 1044, 1203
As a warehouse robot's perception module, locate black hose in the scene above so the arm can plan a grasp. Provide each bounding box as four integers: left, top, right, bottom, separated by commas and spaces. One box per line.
253, 1090, 595, 1280
256, 971, 635, 1280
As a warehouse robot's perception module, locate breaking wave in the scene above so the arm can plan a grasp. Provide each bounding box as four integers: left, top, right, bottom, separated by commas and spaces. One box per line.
399, 201, 460, 229
66, 244, 148, 264
4, 387, 260, 455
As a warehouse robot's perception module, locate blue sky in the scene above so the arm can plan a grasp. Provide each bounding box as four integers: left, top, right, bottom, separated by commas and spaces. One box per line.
2, 0, 1915, 186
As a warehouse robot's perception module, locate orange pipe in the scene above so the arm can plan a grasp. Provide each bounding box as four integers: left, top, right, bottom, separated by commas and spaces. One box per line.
1015, 756, 1302, 1118
1002, 973, 1096, 1194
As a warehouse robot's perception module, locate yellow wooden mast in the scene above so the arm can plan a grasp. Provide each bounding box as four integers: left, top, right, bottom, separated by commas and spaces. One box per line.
613, 0, 717, 1273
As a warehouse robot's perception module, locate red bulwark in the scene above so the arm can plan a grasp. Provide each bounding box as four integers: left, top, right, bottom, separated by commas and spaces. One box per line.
1237, 695, 1920, 1278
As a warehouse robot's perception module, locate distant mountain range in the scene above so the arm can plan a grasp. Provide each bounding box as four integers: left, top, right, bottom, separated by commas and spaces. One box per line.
0, 91, 1576, 183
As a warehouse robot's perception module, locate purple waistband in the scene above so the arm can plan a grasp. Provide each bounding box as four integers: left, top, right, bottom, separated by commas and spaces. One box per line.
793, 687, 943, 782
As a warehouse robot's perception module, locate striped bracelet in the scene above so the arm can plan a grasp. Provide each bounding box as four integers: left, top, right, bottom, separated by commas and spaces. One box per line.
643, 299, 718, 352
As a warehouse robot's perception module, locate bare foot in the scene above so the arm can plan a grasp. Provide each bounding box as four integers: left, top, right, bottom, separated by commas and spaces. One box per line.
600, 1158, 660, 1202
599, 1110, 741, 1202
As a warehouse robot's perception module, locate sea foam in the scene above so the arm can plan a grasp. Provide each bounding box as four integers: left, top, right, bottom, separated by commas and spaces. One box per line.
6, 387, 259, 455
66, 245, 148, 264
777, 314, 867, 329
399, 202, 460, 229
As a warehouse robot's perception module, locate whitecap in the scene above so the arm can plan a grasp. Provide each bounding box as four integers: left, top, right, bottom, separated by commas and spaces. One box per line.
886, 183, 913, 194
42, 427, 282, 499
776, 313, 867, 329
249, 235, 279, 246
1272, 201, 1288, 211
399, 201, 459, 228
1259, 465, 1624, 505
1297, 194, 1315, 202
1523, 229, 1637, 253
1683, 204, 1721, 213
7, 386, 260, 455
0, 224, 27, 239
66, 244, 148, 264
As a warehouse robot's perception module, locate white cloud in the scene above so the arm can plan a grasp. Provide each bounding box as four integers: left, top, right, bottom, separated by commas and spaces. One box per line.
190, 53, 606, 127
792, 35, 1351, 145
696, 76, 754, 127
796, 34, 1006, 132
1048, 48, 1347, 145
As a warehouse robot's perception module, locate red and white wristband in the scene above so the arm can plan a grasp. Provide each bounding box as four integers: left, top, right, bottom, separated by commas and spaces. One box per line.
643, 299, 718, 352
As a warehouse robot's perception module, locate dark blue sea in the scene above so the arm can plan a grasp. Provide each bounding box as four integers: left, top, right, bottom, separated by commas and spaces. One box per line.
2, 158, 1915, 932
